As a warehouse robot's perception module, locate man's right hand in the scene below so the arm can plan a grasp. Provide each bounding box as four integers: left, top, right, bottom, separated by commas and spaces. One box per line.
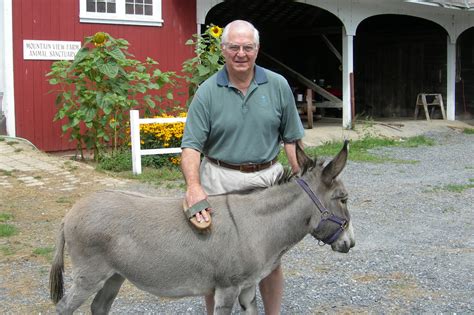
185, 184, 212, 223
181, 148, 212, 223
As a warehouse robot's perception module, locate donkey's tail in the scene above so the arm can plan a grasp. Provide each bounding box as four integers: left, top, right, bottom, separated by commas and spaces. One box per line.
49, 221, 65, 304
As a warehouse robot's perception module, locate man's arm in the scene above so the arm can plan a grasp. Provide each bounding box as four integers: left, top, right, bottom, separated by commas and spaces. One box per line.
181, 148, 211, 222
283, 140, 303, 175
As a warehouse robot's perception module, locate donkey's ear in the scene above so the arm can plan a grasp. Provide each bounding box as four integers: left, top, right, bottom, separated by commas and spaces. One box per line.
322, 140, 349, 186
296, 141, 311, 168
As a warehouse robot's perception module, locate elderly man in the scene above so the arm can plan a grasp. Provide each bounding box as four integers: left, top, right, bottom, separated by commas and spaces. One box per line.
181, 20, 304, 314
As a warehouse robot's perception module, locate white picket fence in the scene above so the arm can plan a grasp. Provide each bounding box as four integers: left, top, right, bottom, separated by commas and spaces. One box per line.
129, 110, 186, 175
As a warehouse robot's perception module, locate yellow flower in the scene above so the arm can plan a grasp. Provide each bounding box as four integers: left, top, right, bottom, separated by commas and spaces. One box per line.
209, 26, 222, 39
169, 156, 181, 165
93, 32, 107, 47
134, 112, 187, 149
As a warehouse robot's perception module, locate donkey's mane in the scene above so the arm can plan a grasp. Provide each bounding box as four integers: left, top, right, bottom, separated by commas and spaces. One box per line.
276, 157, 323, 185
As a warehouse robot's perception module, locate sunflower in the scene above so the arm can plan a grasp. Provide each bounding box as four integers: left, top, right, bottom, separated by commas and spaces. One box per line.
93, 32, 107, 47
209, 25, 222, 39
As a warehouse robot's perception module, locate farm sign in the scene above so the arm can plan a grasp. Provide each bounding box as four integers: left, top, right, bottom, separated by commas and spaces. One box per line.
23, 40, 81, 60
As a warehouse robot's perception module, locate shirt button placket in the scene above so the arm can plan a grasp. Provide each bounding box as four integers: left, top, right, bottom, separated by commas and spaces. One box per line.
242, 99, 248, 113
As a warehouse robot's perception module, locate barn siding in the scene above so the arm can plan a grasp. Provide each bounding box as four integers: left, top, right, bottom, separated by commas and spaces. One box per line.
12, 0, 196, 151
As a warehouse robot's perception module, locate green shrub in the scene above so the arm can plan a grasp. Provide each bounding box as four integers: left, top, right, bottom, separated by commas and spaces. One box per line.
97, 149, 181, 172
97, 150, 133, 172
48, 32, 178, 160
142, 154, 181, 169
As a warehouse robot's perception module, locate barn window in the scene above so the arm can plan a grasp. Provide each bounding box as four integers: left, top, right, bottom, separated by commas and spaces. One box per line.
86, 0, 116, 13
80, 0, 162, 26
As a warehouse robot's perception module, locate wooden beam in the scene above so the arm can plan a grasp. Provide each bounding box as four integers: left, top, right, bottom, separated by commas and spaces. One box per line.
260, 51, 342, 104
320, 34, 342, 62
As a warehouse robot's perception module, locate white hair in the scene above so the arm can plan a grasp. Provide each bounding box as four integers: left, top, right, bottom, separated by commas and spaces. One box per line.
221, 20, 260, 45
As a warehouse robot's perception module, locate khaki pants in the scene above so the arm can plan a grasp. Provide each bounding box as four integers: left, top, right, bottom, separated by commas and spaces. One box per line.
200, 158, 284, 195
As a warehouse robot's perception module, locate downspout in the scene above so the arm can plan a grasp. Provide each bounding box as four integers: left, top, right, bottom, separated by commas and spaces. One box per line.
2, 0, 15, 136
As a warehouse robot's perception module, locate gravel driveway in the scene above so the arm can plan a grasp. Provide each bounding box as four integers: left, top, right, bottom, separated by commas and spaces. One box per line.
2, 129, 473, 314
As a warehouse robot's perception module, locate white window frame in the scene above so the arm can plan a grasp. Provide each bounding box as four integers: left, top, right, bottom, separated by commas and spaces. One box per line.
79, 0, 163, 27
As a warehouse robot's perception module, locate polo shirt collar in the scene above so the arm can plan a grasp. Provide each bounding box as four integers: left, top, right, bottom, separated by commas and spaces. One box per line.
216, 65, 268, 87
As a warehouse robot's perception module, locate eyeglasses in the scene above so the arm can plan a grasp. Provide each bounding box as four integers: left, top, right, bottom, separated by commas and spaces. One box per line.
224, 43, 258, 53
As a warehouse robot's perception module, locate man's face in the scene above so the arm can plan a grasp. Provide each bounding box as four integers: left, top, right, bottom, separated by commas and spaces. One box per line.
222, 27, 259, 76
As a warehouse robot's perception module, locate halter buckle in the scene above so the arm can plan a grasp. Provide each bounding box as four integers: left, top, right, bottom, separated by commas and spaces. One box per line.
321, 210, 330, 220
342, 220, 349, 230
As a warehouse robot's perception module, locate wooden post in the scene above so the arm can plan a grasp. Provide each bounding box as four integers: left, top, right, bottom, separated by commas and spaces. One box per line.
130, 110, 142, 175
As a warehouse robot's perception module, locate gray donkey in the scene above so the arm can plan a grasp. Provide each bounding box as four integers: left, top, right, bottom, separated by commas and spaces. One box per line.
50, 142, 355, 314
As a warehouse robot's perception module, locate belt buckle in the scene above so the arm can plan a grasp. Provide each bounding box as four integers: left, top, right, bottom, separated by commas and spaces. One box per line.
240, 164, 257, 173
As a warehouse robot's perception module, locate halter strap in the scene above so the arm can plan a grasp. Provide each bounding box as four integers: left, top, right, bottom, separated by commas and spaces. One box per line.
295, 177, 328, 214
295, 177, 348, 245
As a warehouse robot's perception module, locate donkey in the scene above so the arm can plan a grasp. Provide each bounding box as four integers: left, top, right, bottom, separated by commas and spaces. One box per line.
50, 141, 355, 314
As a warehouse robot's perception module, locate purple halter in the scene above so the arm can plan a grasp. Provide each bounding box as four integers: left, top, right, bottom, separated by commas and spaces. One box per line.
295, 177, 348, 245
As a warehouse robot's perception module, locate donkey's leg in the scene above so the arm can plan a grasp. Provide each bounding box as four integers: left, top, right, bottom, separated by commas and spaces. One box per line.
91, 273, 125, 315
56, 257, 115, 315
56, 281, 103, 315
238, 285, 257, 315
213, 286, 240, 315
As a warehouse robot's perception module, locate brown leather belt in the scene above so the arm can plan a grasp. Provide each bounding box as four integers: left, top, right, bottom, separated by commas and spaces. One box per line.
206, 156, 278, 173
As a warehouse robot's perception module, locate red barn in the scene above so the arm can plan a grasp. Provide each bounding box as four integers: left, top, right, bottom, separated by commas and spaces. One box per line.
1, 0, 196, 151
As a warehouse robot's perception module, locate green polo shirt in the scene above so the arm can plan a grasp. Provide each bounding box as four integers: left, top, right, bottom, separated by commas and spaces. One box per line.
181, 65, 304, 164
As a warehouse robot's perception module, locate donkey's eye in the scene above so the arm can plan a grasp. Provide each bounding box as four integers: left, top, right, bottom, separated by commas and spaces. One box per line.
340, 198, 348, 204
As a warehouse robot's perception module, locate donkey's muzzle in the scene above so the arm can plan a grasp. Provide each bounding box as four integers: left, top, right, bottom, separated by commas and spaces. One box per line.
331, 238, 354, 253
